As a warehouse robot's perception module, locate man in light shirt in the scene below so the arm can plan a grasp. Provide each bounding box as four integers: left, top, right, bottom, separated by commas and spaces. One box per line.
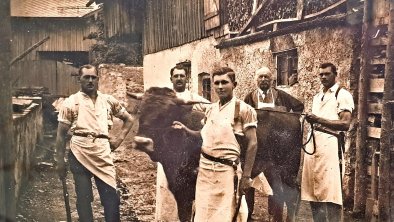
155, 64, 209, 221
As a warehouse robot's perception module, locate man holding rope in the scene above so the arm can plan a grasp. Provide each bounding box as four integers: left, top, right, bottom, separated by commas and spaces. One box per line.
302, 62, 354, 222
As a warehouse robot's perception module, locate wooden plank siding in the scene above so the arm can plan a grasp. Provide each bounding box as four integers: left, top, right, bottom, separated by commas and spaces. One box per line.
144, 0, 206, 55
10, 17, 97, 61
102, 0, 144, 39
11, 60, 80, 96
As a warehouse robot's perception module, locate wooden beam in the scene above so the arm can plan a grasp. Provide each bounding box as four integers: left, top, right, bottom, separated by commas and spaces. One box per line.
371, 36, 389, 46
237, 0, 270, 36
216, 13, 347, 49
368, 103, 383, 114
378, 1, 394, 220
9, 36, 50, 66
370, 58, 387, 65
354, 0, 373, 215
369, 78, 385, 93
250, 0, 259, 33
296, 0, 304, 19
367, 127, 381, 138
304, 0, 347, 19
238, 0, 347, 37
255, 18, 299, 30
0, 0, 15, 220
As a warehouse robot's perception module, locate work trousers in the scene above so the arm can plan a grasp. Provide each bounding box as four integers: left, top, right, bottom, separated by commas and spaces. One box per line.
69, 152, 120, 222
310, 201, 341, 222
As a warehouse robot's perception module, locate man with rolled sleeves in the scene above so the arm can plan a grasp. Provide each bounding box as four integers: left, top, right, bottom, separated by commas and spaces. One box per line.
55, 64, 134, 222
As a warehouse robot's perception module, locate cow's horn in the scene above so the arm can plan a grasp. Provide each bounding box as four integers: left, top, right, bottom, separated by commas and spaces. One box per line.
127, 92, 144, 100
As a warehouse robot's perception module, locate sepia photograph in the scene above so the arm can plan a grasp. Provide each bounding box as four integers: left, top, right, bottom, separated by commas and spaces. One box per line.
0, 0, 393, 221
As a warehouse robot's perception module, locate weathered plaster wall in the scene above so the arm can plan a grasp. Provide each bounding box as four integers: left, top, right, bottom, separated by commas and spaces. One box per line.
143, 26, 358, 111
222, 26, 358, 111
143, 37, 222, 93
13, 100, 43, 199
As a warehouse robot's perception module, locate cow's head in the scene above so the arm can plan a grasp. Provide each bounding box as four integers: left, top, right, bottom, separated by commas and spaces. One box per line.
127, 87, 206, 160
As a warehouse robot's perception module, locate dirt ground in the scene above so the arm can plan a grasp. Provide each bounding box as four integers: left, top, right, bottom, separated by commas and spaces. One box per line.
16, 120, 363, 222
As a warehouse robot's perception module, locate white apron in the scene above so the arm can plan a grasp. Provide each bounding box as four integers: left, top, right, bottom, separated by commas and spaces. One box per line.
301, 89, 345, 205
195, 101, 248, 222
70, 94, 116, 188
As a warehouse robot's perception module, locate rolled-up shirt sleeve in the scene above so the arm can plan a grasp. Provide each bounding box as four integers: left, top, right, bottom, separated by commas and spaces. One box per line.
107, 95, 126, 118
57, 97, 74, 125
241, 103, 258, 130
337, 90, 354, 114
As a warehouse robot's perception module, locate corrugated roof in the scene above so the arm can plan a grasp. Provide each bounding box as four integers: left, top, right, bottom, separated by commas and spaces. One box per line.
11, 0, 100, 17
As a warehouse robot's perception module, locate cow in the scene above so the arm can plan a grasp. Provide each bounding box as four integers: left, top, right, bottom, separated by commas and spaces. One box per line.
128, 87, 302, 222
129, 87, 205, 221
248, 108, 302, 222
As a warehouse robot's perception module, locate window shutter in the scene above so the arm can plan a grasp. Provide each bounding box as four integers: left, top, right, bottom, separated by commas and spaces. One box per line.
204, 0, 220, 30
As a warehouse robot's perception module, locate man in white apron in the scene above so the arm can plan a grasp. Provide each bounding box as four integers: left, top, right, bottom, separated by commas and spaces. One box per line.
173, 67, 258, 222
55, 64, 134, 222
244, 66, 304, 219
302, 63, 354, 222
155, 64, 210, 221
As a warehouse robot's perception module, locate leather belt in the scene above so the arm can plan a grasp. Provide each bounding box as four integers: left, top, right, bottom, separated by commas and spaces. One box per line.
201, 151, 239, 168
73, 132, 109, 142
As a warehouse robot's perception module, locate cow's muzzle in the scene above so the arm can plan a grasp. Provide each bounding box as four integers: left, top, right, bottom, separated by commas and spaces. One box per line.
133, 136, 158, 161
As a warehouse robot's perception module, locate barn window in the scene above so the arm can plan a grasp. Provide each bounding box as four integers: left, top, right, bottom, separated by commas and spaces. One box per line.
274, 49, 298, 86
198, 72, 211, 101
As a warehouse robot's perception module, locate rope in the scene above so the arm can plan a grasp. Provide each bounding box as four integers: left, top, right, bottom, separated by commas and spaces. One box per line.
257, 108, 317, 155
301, 116, 316, 155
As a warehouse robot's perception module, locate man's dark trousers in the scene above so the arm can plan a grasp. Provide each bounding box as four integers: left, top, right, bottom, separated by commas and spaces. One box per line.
69, 152, 120, 222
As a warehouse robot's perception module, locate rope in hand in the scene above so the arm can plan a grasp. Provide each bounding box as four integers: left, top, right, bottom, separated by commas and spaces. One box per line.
301, 116, 316, 155
257, 108, 317, 155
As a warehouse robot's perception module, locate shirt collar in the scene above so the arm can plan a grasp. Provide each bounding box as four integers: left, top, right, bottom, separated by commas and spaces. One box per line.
257, 88, 270, 95
79, 90, 102, 98
320, 83, 339, 94
218, 96, 236, 110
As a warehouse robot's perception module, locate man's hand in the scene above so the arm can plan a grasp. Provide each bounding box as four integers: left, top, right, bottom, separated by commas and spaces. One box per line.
239, 176, 252, 195
172, 121, 186, 130
109, 136, 123, 151
56, 158, 67, 180
305, 112, 320, 124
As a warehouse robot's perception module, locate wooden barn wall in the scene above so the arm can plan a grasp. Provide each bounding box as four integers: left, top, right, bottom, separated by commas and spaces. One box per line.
11, 17, 96, 61
144, 0, 206, 55
103, 0, 144, 39
11, 60, 80, 96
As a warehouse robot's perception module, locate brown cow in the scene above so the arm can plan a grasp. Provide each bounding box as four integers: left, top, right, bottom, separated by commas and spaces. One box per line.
129, 87, 205, 221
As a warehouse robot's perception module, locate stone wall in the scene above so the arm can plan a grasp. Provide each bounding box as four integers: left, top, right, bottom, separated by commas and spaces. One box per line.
98, 64, 144, 115
13, 98, 43, 198
98, 64, 144, 101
